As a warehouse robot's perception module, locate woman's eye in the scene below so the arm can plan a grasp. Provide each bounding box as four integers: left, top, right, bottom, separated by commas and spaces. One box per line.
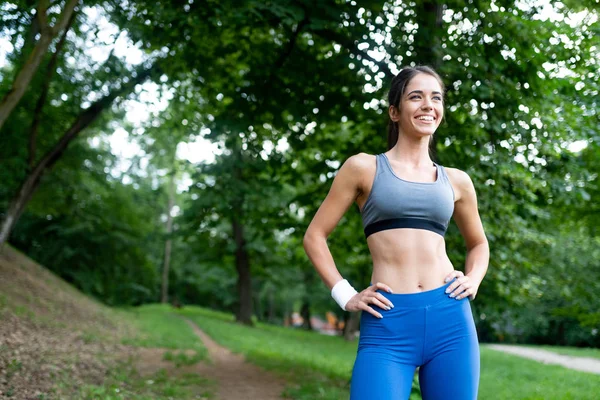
410, 95, 421, 100
433, 96, 443, 101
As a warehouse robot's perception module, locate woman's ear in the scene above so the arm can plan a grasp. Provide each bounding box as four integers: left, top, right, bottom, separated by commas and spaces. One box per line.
389, 105, 401, 122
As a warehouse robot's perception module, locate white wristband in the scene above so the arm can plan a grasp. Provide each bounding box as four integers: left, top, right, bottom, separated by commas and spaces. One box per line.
331, 279, 358, 311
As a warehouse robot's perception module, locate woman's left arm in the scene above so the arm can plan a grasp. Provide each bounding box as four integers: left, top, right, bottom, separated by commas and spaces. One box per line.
444, 169, 490, 301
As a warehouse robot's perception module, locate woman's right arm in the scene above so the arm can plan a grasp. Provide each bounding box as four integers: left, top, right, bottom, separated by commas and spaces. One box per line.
302, 154, 394, 317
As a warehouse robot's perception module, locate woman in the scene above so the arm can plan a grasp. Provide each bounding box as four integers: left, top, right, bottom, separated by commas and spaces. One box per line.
303, 66, 489, 400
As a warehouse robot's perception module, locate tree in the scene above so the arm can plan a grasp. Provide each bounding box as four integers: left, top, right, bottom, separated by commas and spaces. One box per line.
0, 0, 79, 130
0, 62, 158, 245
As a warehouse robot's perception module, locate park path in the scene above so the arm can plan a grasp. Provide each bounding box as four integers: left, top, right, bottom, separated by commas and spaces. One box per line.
486, 344, 600, 375
184, 319, 287, 400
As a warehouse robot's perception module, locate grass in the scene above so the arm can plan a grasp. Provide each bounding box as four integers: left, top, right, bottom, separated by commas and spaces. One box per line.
163, 350, 206, 367
480, 348, 599, 399
121, 303, 208, 361
180, 306, 600, 400
513, 344, 600, 360
64, 358, 214, 400
180, 306, 356, 378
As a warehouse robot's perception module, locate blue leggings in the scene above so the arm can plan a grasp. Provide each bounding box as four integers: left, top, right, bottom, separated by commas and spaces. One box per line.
350, 279, 480, 400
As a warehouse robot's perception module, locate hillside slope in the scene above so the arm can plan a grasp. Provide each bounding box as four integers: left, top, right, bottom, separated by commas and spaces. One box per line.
0, 245, 129, 398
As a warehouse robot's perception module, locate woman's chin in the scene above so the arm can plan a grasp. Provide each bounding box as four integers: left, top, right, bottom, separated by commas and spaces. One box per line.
415, 128, 437, 137
402, 124, 439, 138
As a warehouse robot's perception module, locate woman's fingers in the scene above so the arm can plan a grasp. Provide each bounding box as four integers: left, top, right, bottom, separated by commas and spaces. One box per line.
361, 283, 396, 315
374, 281, 394, 294
373, 292, 394, 309
445, 276, 471, 299
444, 270, 464, 283
359, 302, 383, 319
369, 296, 391, 311
369, 283, 395, 309
348, 282, 396, 316
456, 288, 472, 300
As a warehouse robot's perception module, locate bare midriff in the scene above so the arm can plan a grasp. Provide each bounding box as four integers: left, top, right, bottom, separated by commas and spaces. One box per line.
367, 228, 455, 293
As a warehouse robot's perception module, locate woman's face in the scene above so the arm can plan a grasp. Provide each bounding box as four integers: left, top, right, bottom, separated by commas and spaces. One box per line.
391, 73, 444, 138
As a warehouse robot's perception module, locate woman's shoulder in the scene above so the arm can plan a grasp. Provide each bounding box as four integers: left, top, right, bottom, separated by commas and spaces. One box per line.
346, 152, 377, 165
443, 166, 477, 198
341, 152, 377, 176
336, 153, 378, 190
443, 167, 473, 184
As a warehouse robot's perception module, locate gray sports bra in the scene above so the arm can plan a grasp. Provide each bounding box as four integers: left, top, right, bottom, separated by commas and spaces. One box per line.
360, 153, 455, 238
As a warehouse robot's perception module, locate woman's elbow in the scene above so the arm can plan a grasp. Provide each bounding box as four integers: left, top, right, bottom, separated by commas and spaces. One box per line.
303, 228, 324, 251
302, 229, 315, 250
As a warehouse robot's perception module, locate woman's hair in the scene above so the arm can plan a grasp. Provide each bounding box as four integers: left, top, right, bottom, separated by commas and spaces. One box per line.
387, 66, 445, 151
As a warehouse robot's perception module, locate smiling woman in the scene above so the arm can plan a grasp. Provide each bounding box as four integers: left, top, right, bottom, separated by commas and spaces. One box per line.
303, 66, 489, 400
386, 67, 446, 151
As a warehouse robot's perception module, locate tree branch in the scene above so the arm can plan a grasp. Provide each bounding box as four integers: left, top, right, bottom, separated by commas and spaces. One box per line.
311, 28, 394, 77
50, 0, 79, 36
36, 0, 50, 31
28, 8, 78, 168
0, 0, 79, 132
259, 15, 309, 102
0, 61, 161, 245
266, 16, 310, 85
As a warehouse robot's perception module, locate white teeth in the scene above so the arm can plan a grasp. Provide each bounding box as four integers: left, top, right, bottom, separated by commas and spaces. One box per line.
417, 116, 434, 121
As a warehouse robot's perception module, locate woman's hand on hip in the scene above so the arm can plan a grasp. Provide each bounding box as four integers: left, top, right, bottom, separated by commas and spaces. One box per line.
345, 282, 395, 318
444, 270, 479, 301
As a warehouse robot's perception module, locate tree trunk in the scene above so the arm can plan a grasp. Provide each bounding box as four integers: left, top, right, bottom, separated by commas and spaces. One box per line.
0, 0, 79, 132
300, 269, 313, 330
268, 287, 276, 323
254, 291, 263, 322
557, 320, 566, 346
28, 8, 77, 168
233, 217, 253, 325
161, 172, 175, 303
413, 1, 444, 69
300, 299, 312, 330
344, 311, 361, 341
0, 65, 155, 246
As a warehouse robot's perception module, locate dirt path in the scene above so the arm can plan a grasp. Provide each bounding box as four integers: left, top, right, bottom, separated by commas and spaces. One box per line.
185, 319, 286, 400
134, 320, 287, 399
486, 344, 600, 374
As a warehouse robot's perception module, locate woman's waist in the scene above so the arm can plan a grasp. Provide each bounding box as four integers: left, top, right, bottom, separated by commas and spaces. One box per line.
370, 258, 455, 293
366, 229, 447, 256
370, 249, 453, 270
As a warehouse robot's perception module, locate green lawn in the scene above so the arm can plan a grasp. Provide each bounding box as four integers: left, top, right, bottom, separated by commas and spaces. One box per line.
515, 344, 600, 360
121, 304, 208, 359
480, 348, 598, 400
66, 361, 214, 400
180, 306, 600, 400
